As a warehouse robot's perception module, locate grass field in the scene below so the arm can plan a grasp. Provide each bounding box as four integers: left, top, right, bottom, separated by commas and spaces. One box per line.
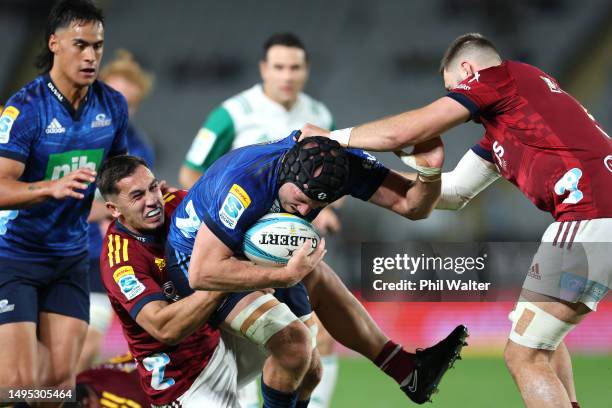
331, 355, 612, 407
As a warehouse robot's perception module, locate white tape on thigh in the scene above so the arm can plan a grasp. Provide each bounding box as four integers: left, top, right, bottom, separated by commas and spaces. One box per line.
230, 294, 298, 346
300, 314, 318, 349
508, 301, 576, 350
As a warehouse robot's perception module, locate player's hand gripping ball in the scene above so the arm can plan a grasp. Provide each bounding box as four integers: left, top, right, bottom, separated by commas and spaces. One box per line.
242, 213, 320, 266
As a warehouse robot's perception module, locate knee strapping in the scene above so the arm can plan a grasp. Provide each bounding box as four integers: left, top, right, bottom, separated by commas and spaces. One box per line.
230, 294, 299, 346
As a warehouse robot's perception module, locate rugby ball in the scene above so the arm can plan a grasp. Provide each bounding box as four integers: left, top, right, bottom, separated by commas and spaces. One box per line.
242, 213, 320, 266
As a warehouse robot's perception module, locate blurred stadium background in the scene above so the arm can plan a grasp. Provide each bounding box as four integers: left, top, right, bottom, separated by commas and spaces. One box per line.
1, 0, 610, 406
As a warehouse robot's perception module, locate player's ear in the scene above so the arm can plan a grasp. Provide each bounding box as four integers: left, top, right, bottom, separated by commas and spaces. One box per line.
48, 34, 60, 53
460, 61, 475, 79
105, 201, 121, 218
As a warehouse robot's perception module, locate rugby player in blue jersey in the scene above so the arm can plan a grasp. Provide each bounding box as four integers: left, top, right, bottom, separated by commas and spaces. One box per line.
0, 0, 127, 395
167, 134, 467, 406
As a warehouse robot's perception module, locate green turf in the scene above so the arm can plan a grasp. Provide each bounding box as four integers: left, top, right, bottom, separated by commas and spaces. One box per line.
332, 354, 612, 407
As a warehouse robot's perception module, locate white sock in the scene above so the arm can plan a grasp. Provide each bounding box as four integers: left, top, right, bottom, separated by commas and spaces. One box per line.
309, 354, 339, 408
237, 379, 260, 408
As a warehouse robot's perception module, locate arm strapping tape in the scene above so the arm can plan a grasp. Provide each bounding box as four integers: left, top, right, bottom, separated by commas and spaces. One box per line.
329, 127, 352, 147
396, 152, 442, 177
437, 149, 500, 210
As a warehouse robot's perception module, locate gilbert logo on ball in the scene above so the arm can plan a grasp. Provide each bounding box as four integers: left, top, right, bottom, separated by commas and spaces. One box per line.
243, 213, 319, 266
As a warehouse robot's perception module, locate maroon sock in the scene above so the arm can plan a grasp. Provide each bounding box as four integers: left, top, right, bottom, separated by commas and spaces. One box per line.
571, 402, 581, 408
374, 340, 416, 385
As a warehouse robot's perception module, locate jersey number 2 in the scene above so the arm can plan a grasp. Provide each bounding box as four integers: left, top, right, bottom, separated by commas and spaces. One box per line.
143, 353, 176, 390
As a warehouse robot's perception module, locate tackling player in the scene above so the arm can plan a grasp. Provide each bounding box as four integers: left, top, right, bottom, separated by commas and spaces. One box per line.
77, 50, 155, 372
0, 0, 127, 394
167, 133, 468, 406
97, 155, 313, 407
302, 33, 612, 408
79, 48, 156, 373
97, 156, 225, 406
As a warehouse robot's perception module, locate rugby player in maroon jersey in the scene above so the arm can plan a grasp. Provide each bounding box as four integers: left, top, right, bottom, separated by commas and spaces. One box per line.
301, 32, 612, 408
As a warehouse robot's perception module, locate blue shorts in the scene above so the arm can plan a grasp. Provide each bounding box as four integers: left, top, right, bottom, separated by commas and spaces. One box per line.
0, 252, 90, 325
166, 243, 312, 327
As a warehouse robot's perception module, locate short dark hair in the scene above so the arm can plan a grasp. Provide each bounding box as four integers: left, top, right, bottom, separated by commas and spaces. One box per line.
262, 32, 308, 62
439, 33, 499, 74
35, 0, 105, 73
97, 155, 147, 198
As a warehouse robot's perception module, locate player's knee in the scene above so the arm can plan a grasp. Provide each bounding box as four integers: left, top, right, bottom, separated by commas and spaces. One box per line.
268, 321, 313, 373
44, 363, 76, 388
300, 353, 323, 395
1, 366, 38, 388
503, 343, 522, 376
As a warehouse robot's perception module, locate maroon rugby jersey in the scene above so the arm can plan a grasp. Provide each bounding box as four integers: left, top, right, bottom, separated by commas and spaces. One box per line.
100, 190, 220, 405
76, 353, 148, 407
447, 60, 612, 221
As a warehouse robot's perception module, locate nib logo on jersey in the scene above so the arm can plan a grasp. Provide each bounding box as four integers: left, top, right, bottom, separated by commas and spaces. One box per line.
45, 149, 104, 180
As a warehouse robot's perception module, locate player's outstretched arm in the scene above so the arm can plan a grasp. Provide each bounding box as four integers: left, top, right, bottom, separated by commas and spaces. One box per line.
368, 137, 444, 220
369, 169, 440, 220
301, 97, 470, 150
135, 290, 225, 345
437, 149, 500, 210
0, 157, 96, 209
188, 223, 327, 291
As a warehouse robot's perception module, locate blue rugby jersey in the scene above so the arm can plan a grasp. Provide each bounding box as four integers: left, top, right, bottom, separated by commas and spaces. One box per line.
0, 74, 128, 260
168, 132, 389, 255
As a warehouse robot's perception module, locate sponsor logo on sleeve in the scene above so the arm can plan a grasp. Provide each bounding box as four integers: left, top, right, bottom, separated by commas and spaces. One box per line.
113, 265, 145, 300
186, 128, 217, 165
219, 184, 251, 229
0, 106, 20, 143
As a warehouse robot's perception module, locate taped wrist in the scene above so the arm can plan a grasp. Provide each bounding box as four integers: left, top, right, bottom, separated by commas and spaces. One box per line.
329, 127, 353, 147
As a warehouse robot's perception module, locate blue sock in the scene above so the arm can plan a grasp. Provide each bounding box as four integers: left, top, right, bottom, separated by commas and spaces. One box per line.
296, 399, 310, 408
261, 380, 299, 408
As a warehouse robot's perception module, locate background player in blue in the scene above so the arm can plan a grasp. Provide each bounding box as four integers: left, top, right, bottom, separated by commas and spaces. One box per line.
168, 133, 468, 406
78, 49, 156, 373
0, 0, 127, 395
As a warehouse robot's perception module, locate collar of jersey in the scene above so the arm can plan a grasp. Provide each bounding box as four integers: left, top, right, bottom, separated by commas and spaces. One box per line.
255, 83, 303, 114
115, 219, 164, 245
44, 73, 91, 121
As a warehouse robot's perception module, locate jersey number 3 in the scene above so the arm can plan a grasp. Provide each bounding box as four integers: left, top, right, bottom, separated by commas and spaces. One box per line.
554, 168, 583, 204
143, 353, 176, 390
